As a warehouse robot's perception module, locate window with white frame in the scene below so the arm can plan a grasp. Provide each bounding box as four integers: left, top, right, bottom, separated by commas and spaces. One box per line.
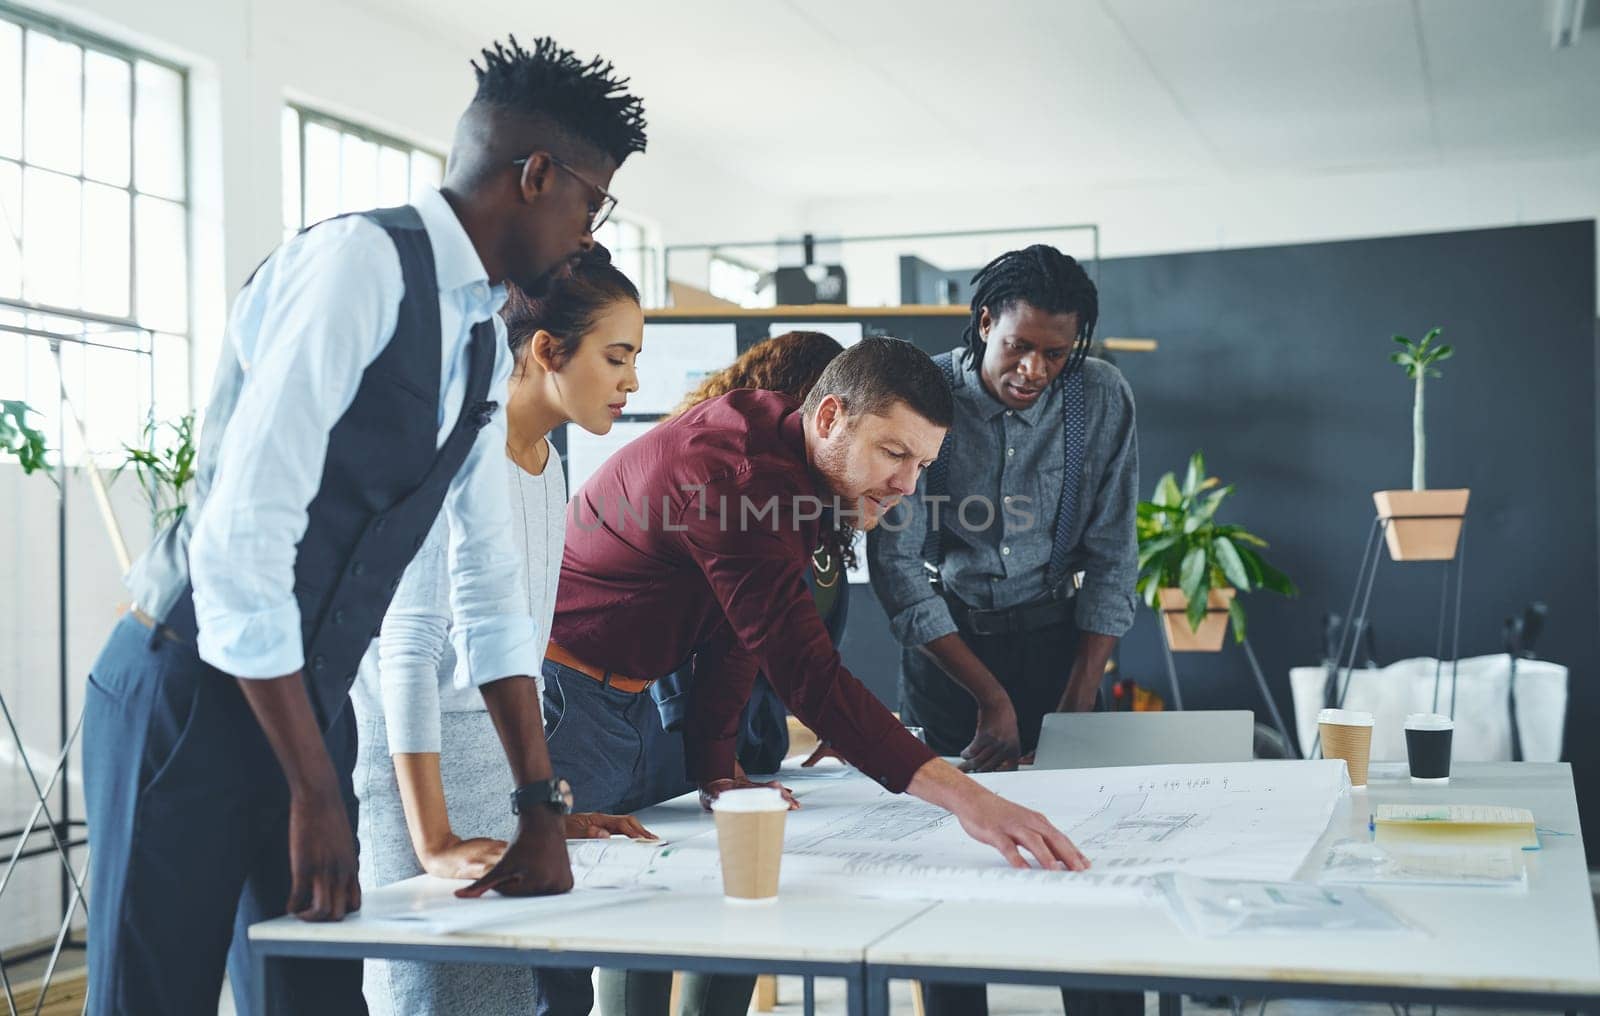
0, 9, 191, 466
282, 109, 660, 303
596, 215, 655, 304
282, 105, 443, 235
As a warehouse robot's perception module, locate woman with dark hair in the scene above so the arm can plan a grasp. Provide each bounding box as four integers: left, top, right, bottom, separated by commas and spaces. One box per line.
349, 246, 650, 1016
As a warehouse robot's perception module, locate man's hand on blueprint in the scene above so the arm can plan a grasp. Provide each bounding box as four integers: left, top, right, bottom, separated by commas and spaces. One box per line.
566, 813, 658, 840
908, 759, 1091, 871
699, 777, 801, 811
455, 806, 575, 899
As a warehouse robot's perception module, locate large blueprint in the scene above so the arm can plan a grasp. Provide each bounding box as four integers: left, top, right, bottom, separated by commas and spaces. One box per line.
571, 761, 1349, 904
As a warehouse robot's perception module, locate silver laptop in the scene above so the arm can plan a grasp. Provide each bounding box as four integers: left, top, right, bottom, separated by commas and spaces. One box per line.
1032, 710, 1254, 769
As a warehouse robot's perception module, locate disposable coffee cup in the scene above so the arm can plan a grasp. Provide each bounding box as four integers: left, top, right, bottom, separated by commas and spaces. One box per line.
711, 788, 788, 903
1318, 708, 1375, 788
1404, 712, 1454, 783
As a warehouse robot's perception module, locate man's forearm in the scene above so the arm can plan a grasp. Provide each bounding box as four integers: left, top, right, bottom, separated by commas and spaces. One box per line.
904, 755, 987, 811
236, 672, 341, 799
918, 632, 1007, 708
478, 676, 553, 785
1060, 632, 1118, 712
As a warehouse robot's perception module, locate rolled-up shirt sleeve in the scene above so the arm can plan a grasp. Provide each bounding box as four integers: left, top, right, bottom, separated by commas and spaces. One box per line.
682, 472, 935, 792
1075, 371, 1141, 637
189, 218, 400, 678
377, 514, 452, 754
867, 473, 959, 648
444, 329, 542, 690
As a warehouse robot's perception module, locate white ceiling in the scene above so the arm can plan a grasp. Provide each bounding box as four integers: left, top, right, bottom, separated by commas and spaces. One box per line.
362, 0, 1600, 201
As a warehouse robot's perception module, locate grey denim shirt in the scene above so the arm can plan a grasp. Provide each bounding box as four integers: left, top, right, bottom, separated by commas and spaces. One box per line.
867, 354, 1140, 647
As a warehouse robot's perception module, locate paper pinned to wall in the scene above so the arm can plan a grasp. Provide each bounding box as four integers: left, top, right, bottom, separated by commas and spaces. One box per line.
769, 322, 864, 348
562, 421, 655, 497
631, 323, 740, 416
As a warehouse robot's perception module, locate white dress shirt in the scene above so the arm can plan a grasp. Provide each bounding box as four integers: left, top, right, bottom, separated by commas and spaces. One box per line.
185, 187, 540, 688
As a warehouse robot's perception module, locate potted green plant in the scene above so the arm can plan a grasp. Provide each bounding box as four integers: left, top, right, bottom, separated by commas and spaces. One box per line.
1373, 327, 1468, 561
117, 411, 198, 528
1, 399, 52, 479
1137, 452, 1297, 652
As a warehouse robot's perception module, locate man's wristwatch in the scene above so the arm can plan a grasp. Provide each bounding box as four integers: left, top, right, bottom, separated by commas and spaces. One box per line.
510, 778, 572, 816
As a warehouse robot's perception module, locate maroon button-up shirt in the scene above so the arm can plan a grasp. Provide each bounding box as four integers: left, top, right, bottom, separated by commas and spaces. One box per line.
552, 389, 935, 792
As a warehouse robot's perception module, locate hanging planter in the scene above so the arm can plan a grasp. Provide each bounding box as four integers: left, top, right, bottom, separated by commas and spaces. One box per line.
1158, 587, 1234, 653
1137, 452, 1297, 655
1373, 488, 1469, 561
1376, 328, 1467, 561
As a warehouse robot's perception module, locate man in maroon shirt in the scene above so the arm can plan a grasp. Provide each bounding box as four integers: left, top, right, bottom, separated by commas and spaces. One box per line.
543, 335, 1089, 873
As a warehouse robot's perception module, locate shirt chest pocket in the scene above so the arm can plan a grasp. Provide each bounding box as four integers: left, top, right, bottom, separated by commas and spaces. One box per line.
1004, 461, 1063, 538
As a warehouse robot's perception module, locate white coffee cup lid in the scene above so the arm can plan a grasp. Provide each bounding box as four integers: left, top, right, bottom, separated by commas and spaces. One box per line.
711, 788, 789, 813
1318, 708, 1374, 727
1405, 712, 1454, 731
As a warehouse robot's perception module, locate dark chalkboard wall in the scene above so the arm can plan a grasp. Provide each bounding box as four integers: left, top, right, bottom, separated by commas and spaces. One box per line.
581, 219, 1599, 857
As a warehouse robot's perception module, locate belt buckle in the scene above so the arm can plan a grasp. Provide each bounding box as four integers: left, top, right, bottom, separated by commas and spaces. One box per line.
968, 608, 1008, 638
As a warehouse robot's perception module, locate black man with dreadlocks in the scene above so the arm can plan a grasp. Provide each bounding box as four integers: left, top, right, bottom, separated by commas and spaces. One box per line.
868, 244, 1141, 1016
81, 36, 646, 1016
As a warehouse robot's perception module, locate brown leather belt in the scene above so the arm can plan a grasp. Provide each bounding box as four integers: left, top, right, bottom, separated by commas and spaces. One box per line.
545, 642, 654, 695
129, 605, 189, 646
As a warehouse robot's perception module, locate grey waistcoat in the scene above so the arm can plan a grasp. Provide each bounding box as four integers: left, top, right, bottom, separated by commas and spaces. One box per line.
124, 205, 500, 728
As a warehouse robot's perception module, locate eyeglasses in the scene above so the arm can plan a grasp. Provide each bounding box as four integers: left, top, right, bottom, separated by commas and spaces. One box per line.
512, 153, 618, 234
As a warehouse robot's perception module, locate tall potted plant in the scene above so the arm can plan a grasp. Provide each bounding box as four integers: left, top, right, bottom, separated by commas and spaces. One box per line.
1373, 328, 1468, 560
1137, 452, 1296, 652
117, 411, 198, 528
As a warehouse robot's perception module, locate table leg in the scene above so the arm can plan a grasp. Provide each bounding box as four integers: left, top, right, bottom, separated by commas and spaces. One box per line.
252, 949, 271, 1016
863, 966, 892, 1016
804, 975, 815, 1016
1160, 991, 1183, 1016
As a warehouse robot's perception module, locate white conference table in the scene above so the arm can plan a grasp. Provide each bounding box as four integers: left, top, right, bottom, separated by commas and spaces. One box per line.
863, 762, 1600, 1016
247, 784, 932, 1016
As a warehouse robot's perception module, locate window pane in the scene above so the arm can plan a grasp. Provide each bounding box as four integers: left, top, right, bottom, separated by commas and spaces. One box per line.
81, 182, 130, 317
83, 51, 131, 186
0, 159, 19, 299
338, 132, 376, 214
133, 60, 183, 200
0, 22, 20, 159
134, 195, 186, 332
152, 331, 188, 420
22, 167, 81, 308
376, 145, 407, 207
24, 30, 82, 175
409, 149, 441, 200
0, 310, 23, 396
281, 107, 300, 235
302, 120, 339, 226
81, 343, 142, 462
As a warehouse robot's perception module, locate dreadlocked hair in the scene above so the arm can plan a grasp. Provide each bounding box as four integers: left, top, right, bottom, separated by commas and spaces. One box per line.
962, 244, 1098, 380
471, 35, 648, 165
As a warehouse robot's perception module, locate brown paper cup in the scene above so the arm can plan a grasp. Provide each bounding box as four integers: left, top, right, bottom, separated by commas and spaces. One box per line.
712, 789, 788, 902
1319, 708, 1374, 788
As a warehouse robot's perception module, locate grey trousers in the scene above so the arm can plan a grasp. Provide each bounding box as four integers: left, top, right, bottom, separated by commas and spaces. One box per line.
353, 707, 544, 1016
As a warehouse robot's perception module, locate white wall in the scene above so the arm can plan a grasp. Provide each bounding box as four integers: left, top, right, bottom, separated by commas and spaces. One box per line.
801, 152, 1600, 313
